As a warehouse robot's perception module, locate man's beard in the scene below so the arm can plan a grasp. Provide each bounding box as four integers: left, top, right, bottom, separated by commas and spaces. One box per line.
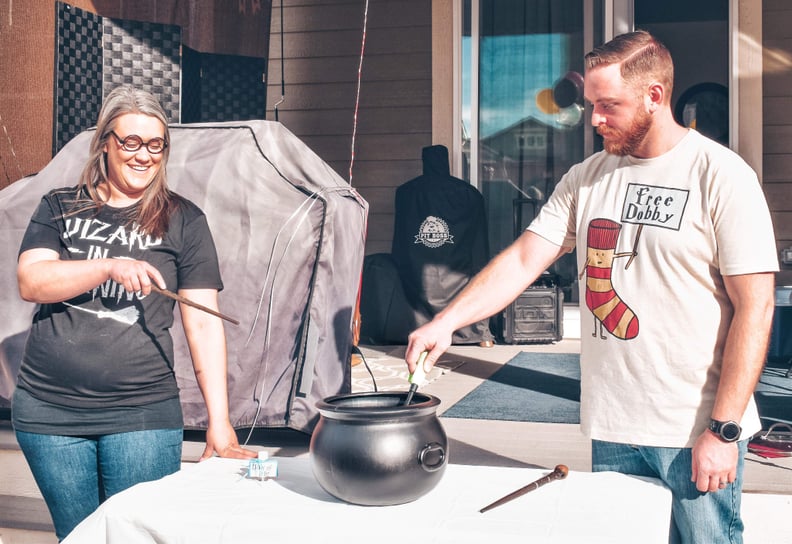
598, 108, 652, 156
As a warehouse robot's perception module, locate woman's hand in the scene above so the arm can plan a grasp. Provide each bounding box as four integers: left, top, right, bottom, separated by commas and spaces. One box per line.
200, 420, 258, 461
18, 248, 165, 303
105, 256, 166, 295
180, 289, 257, 462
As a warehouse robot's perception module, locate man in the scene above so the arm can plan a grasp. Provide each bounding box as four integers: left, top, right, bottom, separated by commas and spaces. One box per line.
405, 30, 777, 543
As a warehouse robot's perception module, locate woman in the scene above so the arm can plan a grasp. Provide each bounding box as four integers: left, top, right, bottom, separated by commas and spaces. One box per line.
13, 85, 256, 541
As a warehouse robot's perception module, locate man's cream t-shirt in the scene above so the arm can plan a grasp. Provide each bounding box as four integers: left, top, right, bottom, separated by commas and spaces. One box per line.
529, 129, 778, 448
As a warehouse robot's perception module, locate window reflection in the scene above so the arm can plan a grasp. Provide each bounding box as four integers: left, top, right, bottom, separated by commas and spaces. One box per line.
462, 0, 588, 302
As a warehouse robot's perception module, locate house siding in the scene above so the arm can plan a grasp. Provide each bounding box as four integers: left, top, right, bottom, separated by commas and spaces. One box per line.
763, 0, 792, 283
266, 0, 433, 256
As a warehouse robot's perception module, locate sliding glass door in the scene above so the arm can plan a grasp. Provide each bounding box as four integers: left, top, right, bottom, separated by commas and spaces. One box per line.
461, 0, 601, 302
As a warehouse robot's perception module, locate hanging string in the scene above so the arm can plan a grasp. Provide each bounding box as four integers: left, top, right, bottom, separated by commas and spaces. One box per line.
273, 0, 286, 122
0, 111, 24, 188
348, 0, 369, 185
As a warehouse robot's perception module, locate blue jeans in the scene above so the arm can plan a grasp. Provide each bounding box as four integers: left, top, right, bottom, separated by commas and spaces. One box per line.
592, 439, 748, 544
16, 429, 183, 541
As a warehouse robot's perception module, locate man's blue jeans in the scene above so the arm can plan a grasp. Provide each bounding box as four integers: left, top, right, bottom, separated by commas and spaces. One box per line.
16, 429, 183, 541
592, 438, 748, 544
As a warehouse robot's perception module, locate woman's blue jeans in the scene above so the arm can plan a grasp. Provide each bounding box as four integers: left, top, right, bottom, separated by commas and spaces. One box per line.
16, 428, 183, 541
592, 438, 748, 544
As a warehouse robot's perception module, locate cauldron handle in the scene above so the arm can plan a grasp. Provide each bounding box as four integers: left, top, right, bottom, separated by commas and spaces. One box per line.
419, 442, 446, 472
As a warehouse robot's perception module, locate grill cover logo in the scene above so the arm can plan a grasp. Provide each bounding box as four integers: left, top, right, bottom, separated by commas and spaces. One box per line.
415, 216, 454, 248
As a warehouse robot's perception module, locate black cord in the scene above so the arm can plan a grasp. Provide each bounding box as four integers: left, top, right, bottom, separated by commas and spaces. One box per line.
351, 344, 377, 392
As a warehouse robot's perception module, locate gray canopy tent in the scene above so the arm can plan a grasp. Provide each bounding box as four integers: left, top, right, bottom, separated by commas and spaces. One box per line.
0, 121, 368, 434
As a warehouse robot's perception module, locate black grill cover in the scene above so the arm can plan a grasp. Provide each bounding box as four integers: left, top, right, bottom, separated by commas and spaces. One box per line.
390, 145, 492, 344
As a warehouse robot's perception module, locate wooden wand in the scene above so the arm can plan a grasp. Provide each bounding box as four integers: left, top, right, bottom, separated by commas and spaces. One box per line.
150, 284, 240, 326
479, 464, 569, 513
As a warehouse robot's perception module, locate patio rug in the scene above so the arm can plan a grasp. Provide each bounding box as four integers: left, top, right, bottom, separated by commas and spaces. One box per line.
442, 352, 581, 423
442, 352, 792, 425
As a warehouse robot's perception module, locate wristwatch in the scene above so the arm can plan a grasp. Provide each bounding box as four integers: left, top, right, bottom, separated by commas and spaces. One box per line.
709, 418, 742, 442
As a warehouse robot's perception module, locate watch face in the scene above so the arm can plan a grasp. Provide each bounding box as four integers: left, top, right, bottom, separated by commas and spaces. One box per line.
722, 422, 741, 441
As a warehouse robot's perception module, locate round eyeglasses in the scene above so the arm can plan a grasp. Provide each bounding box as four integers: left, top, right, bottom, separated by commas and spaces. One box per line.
110, 131, 168, 154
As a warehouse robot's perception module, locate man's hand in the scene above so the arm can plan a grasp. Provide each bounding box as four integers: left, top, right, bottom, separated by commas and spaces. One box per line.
690, 430, 738, 493
405, 320, 453, 374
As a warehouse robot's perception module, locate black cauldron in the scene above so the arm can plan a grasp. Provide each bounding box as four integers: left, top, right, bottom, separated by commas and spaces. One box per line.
309, 391, 448, 506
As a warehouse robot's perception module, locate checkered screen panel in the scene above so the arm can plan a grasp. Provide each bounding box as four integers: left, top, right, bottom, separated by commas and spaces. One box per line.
55, 4, 268, 152
198, 51, 267, 122
102, 18, 182, 123
54, 2, 103, 155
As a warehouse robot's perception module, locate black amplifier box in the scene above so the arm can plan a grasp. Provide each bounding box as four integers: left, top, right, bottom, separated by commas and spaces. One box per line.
498, 284, 564, 344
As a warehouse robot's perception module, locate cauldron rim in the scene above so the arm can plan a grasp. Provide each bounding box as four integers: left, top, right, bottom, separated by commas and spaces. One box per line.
315, 391, 440, 419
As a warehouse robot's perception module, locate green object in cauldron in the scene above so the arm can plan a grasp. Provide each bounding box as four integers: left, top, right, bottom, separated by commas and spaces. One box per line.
403, 351, 429, 405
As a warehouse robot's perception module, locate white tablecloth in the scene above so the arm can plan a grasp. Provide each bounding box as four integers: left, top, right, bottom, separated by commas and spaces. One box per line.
64, 457, 671, 544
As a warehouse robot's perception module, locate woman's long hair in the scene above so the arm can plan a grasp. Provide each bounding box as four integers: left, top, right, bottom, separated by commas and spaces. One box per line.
76, 85, 178, 238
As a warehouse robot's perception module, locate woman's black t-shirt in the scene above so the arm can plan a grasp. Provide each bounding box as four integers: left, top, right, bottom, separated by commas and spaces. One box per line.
12, 186, 223, 435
